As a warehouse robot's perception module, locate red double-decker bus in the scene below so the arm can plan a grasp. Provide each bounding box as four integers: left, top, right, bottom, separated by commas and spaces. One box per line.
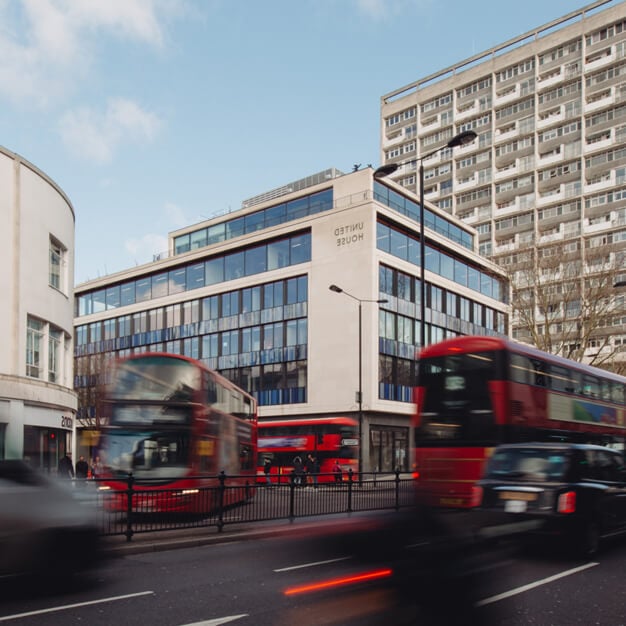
414, 336, 626, 508
98, 353, 257, 513
257, 417, 359, 483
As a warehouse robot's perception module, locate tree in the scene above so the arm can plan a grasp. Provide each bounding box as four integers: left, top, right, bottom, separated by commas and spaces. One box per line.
501, 239, 625, 374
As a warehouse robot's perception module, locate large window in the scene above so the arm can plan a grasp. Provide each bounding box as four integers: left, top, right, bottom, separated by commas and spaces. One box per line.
26, 317, 43, 378
27, 316, 66, 383
49, 237, 65, 292
75, 276, 309, 414
173, 190, 331, 255
77, 231, 311, 317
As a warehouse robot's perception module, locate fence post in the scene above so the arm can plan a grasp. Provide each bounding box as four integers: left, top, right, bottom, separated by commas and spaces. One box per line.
217, 471, 226, 532
347, 469, 353, 514
289, 473, 296, 522
125, 473, 134, 542
394, 468, 400, 510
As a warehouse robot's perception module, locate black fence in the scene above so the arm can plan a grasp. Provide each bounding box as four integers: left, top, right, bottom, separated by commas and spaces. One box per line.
74, 470, 415, 541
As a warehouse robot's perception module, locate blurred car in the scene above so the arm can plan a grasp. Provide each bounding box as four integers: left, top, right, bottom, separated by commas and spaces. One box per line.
0, 460, 102, 580
473, 442, 626, 557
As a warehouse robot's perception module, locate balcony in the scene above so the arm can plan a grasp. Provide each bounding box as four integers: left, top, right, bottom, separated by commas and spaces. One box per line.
537, 107, 564, 129
584, 48, 614, 71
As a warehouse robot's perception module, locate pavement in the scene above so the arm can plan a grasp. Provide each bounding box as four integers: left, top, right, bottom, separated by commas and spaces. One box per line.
100, 506, 479, 558
100, 510, 403, 557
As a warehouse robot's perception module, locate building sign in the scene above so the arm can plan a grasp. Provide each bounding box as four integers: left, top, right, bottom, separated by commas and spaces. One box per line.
335, 222, 365, 248
61, 416, 73, 430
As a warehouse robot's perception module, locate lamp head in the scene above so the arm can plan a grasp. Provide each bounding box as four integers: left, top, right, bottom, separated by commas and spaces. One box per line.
447, 130, 477, 149
329, 284, 343, 294
373, 163, 399, 179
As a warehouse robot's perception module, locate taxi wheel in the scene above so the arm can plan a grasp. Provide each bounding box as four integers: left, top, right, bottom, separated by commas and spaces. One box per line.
578, 520, 600, 559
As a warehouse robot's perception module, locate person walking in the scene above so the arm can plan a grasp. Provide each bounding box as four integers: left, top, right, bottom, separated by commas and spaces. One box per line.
292, 456, 304, 486
263, 457, 272, 487
75, 455, 89, 482
57, 453, 74, 479
306, 454, 319, 488
332, 460, 343, 484
90, 456, 103, 479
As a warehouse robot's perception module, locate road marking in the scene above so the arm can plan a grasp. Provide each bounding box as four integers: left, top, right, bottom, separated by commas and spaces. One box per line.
475, 562, 599, 607
274, 556, 352, 572
180, 616, 248, 625
0, 591, 155, 622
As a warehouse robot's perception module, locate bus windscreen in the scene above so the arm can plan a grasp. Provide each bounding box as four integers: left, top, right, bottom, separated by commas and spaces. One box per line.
417, 350, 501, 444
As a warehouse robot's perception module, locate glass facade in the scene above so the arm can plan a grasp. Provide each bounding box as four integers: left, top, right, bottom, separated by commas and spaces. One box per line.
378, 264, 507, 402
376, 220, 506, 302
173, 189, 333, 255
76, 231, 311, 317
75, 276, 309, 418
374, 181, 473, 250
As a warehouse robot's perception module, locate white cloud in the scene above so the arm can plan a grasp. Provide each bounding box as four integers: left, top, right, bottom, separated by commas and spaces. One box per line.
125, 232, 168, 264
0, 0, 175, 107
124, 201, 191, 265
163, 202, 190, 230
58, 97, 163, 162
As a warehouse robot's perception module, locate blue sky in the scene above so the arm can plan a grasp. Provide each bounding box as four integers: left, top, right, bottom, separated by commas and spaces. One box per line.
0, 0, 606, 284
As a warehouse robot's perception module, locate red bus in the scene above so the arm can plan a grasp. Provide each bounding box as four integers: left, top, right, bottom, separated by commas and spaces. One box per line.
414, 336, 626, 508
98, 353, 257, 513
257, 417, 359, 483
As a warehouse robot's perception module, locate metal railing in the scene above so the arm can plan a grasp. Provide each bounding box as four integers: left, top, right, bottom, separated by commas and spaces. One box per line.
75, 470, 415, 542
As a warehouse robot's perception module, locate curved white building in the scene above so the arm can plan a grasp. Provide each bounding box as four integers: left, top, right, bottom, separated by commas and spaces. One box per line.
0, 146, 76, 468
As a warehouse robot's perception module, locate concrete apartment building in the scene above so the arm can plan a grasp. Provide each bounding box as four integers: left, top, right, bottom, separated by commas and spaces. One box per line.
0, 146, 77, 465
380, 0, 626, 371
73, 168, 508, 471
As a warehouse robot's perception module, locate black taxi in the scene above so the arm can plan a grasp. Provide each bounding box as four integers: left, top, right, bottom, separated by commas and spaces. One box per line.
473, 442, 626, 557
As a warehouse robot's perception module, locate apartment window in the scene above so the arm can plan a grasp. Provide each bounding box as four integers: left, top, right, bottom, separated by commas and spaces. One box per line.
26, 317, 44, 378
49, 237, 64, 291
48, 328, 62, 383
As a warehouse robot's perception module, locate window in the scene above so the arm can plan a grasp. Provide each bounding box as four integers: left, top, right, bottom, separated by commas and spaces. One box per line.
26, 317, 43, 378
26, 316, 65, 383
48, 328, 62, 383
49, 237, 64, 291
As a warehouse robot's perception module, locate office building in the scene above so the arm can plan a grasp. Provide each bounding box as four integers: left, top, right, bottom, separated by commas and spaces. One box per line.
0, 146, 77, 464
380, 0, 626, 369
73, 167, 508, 471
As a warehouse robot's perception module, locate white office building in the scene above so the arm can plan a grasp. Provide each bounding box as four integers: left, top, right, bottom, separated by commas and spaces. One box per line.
380, 0, 626, 369
0, 146, 77, 465
74, 167, 509, 471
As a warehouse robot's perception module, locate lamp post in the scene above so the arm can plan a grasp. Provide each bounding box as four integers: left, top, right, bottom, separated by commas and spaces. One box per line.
329, 284, 388, 481
374, 130, 477, 349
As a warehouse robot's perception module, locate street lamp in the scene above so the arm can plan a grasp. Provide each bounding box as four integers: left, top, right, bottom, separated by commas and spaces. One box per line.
329, 284, 388, 480
374, 130, 477, 349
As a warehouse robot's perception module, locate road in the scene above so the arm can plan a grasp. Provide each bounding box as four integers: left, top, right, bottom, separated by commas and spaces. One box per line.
1, 510, 625, 625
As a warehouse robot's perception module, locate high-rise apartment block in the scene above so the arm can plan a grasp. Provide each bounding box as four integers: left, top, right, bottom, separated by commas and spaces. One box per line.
381, 0, 626, 370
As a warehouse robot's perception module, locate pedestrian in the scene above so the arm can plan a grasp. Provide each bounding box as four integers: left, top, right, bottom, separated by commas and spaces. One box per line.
333, 461, 342, 484
292, 456, 304, 486
263, 457, 272, 487
75, 455, 89, 482
91, 456, 103, 479
57, 452, 74, 479
306, 454, 319, 488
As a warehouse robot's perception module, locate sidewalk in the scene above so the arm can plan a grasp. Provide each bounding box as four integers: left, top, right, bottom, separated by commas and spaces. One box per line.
101, 510, 406, 556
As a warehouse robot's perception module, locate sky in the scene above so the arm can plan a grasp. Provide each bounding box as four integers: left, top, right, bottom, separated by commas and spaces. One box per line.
0, 0, 612, 285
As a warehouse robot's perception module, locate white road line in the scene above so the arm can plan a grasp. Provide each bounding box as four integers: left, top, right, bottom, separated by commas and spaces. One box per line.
475, 562, 599, 607
180, 615, 248, 626
273, 556, 352, 572
0, 590, 155, 622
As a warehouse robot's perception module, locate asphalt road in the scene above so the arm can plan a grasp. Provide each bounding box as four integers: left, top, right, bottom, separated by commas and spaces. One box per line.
1, 510, 625, 625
